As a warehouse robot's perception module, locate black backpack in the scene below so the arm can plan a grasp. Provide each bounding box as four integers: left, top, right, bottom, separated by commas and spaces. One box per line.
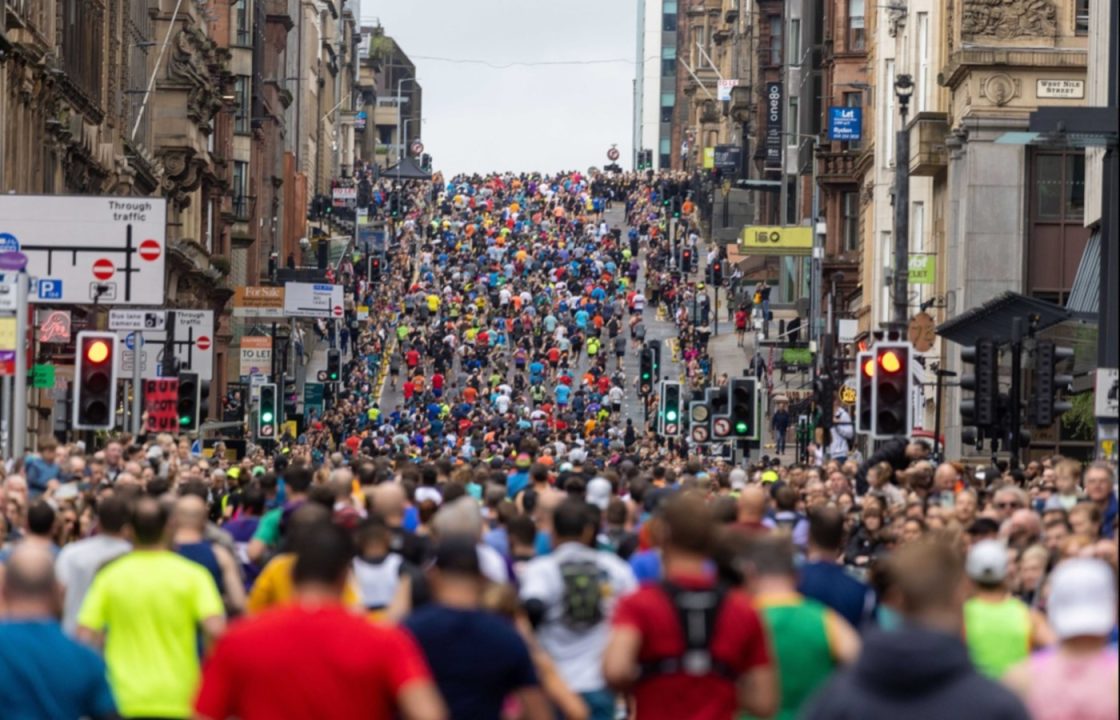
639, 581, 736, 681
558, 559, 605, 630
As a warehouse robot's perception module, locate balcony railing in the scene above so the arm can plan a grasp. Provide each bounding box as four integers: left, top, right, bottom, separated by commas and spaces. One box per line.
231, 195, 254, 221
816, 150, 859, 184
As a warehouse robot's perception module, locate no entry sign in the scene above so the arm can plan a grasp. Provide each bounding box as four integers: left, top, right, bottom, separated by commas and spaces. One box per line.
139, 239, 161, 262
92, 258, 115, 281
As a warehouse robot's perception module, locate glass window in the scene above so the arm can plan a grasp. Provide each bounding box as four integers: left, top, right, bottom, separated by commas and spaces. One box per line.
234, 76, 251, 134
1034, 152, 1086, 221
768, 16, 783, 66
844, 91, 862, 150
233, 0, 250, 45
883, 60, 895, 166
663, 0, 678, 11
661, 48, 677, 77
842, 192, 859, 252
1065, 154, 1085, 218
849, 0, 865, 50
789, 19, 801, 65
663, 12, 677, 31
660, 138, 671, 154
661, 106, 674, 123
916, 13, 930, 112
1075, 0, 1089, 34
231, 161, 248, 218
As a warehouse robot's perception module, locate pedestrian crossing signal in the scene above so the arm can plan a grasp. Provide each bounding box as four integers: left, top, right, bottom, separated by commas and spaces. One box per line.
327, 349, 341, 382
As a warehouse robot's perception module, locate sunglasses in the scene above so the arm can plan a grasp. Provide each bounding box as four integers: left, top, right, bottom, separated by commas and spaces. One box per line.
995, 501, 1024, 509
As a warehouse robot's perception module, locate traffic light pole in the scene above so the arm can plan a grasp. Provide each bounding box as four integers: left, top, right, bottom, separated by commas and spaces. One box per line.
132, 329, 143, 436
12, 275, 28, 458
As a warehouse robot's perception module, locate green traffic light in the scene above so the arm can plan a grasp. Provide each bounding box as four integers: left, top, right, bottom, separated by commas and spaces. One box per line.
261, 411, 274, 423
666, 410, 678, 422
179, 416, 192, 427
641, 371, 651, 380
735, 421, 748, 433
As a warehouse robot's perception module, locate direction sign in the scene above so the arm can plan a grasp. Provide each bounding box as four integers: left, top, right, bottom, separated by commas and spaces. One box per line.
283, 282, 344, 319
607, 147, 620, 161
664, 422, 679, 436
109, 309, 167, 331
691, 426, 709, 443
117, 309, 214, 381
1097, 368, 1119, 419
410, 140, 424, 156
713, 417, 731, 437
1, 196, 166, 305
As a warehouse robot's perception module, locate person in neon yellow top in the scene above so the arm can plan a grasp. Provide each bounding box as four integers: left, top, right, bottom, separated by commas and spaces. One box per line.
78, 497, 226, 720
963, 540, 1055, 678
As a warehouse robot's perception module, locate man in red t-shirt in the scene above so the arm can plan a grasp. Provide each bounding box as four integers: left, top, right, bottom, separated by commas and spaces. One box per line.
195, 523, 445, 720
405, 347, 421, 371
604, 493, 777, 720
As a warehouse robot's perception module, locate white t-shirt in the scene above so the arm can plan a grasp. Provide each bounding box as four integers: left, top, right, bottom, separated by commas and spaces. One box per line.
55, 535, 132, 636
519, 541, 638, 692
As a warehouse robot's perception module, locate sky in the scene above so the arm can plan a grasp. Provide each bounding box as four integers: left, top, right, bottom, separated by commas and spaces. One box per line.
361, 0, 637, 177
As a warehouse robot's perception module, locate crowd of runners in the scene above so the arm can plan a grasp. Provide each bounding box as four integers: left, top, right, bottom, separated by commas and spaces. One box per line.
0, 170, 1116, 720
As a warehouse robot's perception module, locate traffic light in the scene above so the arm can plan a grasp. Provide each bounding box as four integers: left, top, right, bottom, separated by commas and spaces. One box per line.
709, 260, 723, 287
647, 339, 662, 379
369, 255, 382, 281
421, 153, 432, 171
672, 197, 681, 218
706, 386, 731, 438
327, 349, 341, 382
960, 339, 998, 430
689, 401, 710, 444
177, 371, 201, 432
257, 383, 277, 440
639, 348, 654, 395
73, 332, 118, 430
1033, 340, 1074, 427
199, 380, 211, 426
729, 377, 757, 437
856, 351, 875, 434
873, 342, 912, 438
681, 248, 692, 273
390, 192, 401, 218
660, 381, 682, 437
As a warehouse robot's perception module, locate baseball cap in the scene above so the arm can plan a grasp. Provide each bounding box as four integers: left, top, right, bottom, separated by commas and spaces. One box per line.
729, 468, 748, 490
586, 477, 612, 510
1047, 558, 1118, 639
966, 539, 1008, 584
761, 469, 780, 484
434, 537, 482, 577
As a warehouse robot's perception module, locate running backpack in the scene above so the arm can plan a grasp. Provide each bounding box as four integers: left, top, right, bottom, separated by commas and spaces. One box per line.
639, 581, 735, 681
558, 559, 605, 630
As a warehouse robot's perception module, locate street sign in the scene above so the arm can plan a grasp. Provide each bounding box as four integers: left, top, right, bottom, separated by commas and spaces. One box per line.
239, 336, 272, 377
37, 309, 71, 344
108, 309, 167, 331
1096, 368, 1119, 419
410, 140, 424, 156
283, 282, 344, 319
233, 286, 285, 318
713, 417, 731, 437
607, 147, 620, 161
117, 310, 214, 381
691, 425, 709, 443
0, 196, 166, 305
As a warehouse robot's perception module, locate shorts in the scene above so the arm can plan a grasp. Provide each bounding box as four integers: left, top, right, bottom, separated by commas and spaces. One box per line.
390, 367, 400, 376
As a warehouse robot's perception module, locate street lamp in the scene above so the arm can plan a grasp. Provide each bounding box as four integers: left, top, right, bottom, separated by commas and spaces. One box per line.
892, 74, 914, 331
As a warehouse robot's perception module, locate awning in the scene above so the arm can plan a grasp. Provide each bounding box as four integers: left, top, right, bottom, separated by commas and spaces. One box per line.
936, 291, 1072, 346
382, 157, 431, 181
1066, 229, 1100, 315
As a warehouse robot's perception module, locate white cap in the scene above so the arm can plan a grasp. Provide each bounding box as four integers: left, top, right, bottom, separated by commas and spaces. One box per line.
1047, 558, 1118, 639
966, 540, 1008, 584
729, 468, 748, 490
587, 477, 612, 510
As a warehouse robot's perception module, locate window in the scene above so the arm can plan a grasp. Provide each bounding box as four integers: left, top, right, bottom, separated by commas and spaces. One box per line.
661, 46, 677, 77
663, 11, 677, 31
660, 138, 671, 155
234, 76, 251, 134
660, 154, 671, 169
661, 94, 675, 123
843, 91, 863, 150
231, 161, 248, 219
880, 231, 892, 324
1034, 153, 1085, 221
883, 60, 895, 167
842, 192, 859, 252
1076, 0, 1089, 34
916, 13, 930, 112
768, 16, 783, 66
692, 26, 706, 67
848, 0, 865, 50
789, 18, 801, 65
62, 0, 104, 106
233, 0, 250, 45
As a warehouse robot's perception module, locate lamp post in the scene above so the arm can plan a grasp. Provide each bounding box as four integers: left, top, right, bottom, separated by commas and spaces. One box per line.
892, 74, 914, 331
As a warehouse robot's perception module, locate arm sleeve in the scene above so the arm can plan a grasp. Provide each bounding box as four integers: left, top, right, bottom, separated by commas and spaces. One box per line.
611, 593, 646, 632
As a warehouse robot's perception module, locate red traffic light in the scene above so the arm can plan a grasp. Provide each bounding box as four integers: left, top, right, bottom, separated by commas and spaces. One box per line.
85, 340, 110, 364
878, 350, 902, 374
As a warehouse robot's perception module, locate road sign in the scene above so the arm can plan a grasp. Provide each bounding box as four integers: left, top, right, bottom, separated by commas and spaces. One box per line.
123, 332, 144, 350
0, 233, 19, 252
664, 422, 679, 436
108, 309, 167, 331
233, 286, 285, 318
410, 140, 424, 156
691, 426, 709, 443
607, 147, 620, 161
713, 417, 731, 437
283, 282, 344, 319
92, 258, 114, 280
117, 309, 214, 381
1, 196, 166, 305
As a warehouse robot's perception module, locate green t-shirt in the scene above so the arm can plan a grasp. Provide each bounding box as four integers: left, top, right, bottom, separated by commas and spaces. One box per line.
78, 550, 224, 719
251, 506, 284, 548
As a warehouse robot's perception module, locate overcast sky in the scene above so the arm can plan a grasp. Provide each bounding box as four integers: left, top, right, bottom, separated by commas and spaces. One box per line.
361, 0, 637, 177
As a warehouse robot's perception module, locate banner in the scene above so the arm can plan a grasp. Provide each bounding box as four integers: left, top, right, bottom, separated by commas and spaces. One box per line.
233, 286, 285, 318
144, 378, 180, 434
713, 145, 742, 172
908, 254, 937, 285
717, 78, 740, 101
741, 226, 813, 256
239, 336, 273, 376
828, 106, 863, 141
702, 147, 715, 169
765, 82, 783, 168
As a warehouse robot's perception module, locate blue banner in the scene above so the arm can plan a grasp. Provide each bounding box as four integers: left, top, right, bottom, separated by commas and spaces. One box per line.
828, 106, 863, 141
